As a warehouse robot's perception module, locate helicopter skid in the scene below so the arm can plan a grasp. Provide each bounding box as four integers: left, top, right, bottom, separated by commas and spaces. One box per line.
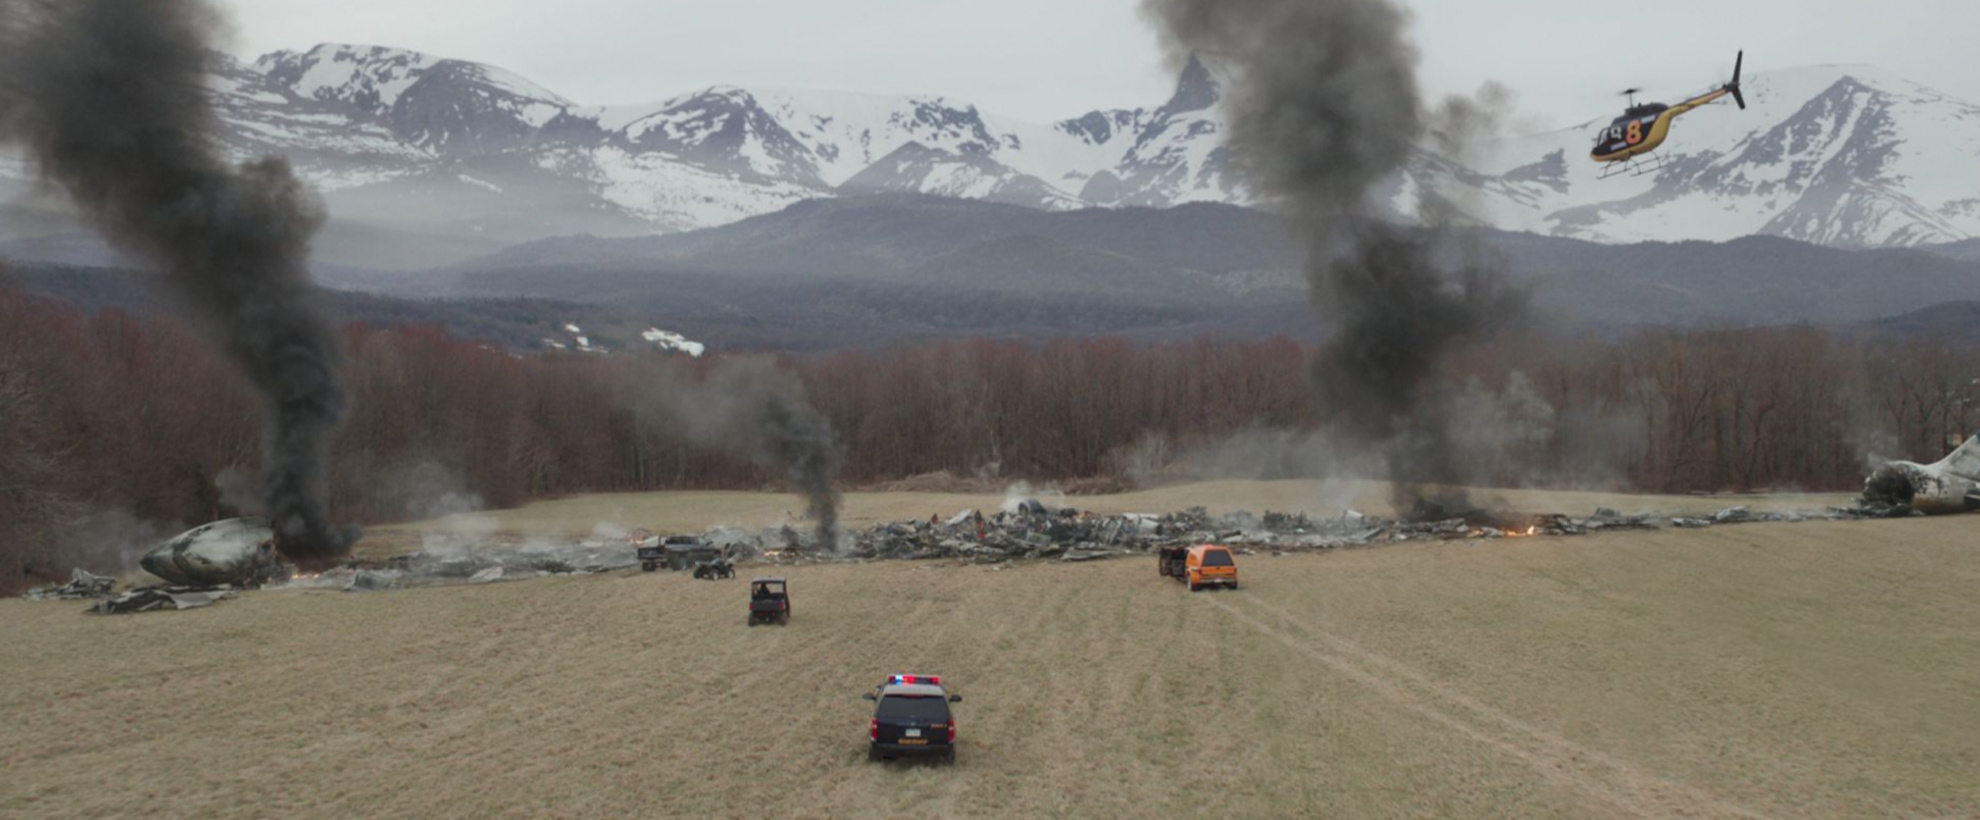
1596, 152, 1668, 180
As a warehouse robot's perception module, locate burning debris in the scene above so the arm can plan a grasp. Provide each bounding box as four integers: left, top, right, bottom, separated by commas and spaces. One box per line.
1140, 0, 1531, 515
652, 358, 844, 550
35, 497, 1910, 605
0, 0, 359, 567
645, 501, 1876, 566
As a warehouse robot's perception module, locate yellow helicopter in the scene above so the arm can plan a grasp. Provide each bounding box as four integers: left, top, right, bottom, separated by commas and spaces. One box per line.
1591, 51, 1745, 178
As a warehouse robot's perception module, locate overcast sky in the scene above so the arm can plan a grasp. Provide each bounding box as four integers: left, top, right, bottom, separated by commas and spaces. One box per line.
215, 0, 1976, 131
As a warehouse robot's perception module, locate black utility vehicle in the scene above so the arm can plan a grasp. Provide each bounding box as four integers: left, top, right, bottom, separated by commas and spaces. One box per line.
863, 674, 962, 763
747, 577, 790, 626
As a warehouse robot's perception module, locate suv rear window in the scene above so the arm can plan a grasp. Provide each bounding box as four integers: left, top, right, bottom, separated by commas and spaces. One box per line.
1201, 550, 1234, 567
876, 695, 950, 721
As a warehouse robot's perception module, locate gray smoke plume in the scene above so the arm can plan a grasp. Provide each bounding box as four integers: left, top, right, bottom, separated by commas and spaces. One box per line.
1143, 0, 1528, 516
0, 0, 358, 565
668, 358, 842, 550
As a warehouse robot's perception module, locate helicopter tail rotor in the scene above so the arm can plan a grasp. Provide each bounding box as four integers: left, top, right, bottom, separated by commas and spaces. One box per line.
1727, 50, 1746, 110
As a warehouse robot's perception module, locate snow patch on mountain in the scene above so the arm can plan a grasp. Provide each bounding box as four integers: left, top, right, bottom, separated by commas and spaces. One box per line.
575, 145, 822, 232
4, 43, 1973, 266
642, 328, 706, 357
1461, 65, 1980, 246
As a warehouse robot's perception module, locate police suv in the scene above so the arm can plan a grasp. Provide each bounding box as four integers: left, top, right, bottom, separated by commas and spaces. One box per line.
863, 674, 963, 763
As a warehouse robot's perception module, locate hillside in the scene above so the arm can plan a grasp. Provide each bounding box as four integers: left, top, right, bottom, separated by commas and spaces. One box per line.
17, 195, 1980, 351
1924, 238, 1980, 261
438, 195, 1980, 347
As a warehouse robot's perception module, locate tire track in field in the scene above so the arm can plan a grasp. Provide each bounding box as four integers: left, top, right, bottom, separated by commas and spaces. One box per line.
1209, 592, 1774, 820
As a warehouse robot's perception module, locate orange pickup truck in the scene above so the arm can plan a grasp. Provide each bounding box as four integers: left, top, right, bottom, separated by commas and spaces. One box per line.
1158, 544, 1238, 591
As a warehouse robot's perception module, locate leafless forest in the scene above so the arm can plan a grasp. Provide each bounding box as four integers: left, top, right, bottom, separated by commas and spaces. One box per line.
3, 282, 1976, 589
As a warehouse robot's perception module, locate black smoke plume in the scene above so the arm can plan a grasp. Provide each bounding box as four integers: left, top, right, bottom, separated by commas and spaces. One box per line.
667, 359, 842, 550
1142, 0, 1527, 515
0, 0, 358, 565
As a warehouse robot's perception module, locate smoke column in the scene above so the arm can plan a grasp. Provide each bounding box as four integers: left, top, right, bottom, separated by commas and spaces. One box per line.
0, 0, 358, 564
669, 359, 842, 550
1142, 0, 1525, 514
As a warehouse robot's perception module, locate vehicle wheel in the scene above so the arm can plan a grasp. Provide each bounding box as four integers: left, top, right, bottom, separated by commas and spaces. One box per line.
943, 748, 956, 765
779, 612, 790, 625
641, 561, 656, 572
747, 616, 757, 627
867, 746, 880, 762
1188, 581, 1200, 592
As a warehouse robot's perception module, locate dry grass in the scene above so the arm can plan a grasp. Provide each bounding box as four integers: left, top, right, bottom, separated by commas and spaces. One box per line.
4, 490, 1976, 819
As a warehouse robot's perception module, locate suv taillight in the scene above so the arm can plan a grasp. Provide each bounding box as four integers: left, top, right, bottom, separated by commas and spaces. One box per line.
947, 721, 956, 743
870, 718, 878, 742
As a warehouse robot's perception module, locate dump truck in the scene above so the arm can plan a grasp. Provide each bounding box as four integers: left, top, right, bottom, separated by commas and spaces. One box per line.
1158, 544, 1238, 591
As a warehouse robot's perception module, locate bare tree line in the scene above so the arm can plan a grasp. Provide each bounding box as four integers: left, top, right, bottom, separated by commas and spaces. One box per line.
3, 283, 1976, 590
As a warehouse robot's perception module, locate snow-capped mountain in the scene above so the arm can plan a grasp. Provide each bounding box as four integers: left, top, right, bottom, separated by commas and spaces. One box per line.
4, 43, 1975, 269
1444, 65, 1980, 248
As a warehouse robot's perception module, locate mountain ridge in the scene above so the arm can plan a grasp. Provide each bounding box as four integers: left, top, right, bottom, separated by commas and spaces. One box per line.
2, 43, 1976, 270
419, 194, 1980, 349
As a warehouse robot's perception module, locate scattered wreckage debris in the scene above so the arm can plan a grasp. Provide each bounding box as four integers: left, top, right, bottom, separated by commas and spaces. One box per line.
90, 586, 237, 614
63, 486, 1939, 605
21, 564, 241, 614
325, 539, 641, 592
1860, 432, 1980, 516
656, 498, 1897, 568
23, 569, 117, 601
19, 567, 237, 614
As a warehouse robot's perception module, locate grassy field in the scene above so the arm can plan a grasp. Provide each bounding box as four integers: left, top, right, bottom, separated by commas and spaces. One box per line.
3, 487, 1975, 819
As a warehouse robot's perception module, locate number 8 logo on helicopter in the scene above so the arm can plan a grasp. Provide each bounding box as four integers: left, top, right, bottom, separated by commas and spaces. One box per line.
1625, 119, 1644, 146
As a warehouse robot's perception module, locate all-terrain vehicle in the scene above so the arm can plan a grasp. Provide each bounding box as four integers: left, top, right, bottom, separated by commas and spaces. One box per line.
747, 577, 790, 626
863, 674, 962, 763
692, 557, 735, 580
1159, 544, 1238, 591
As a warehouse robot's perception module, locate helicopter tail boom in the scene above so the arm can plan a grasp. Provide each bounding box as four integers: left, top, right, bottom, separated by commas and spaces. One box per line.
1727, 50, 1746, 110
